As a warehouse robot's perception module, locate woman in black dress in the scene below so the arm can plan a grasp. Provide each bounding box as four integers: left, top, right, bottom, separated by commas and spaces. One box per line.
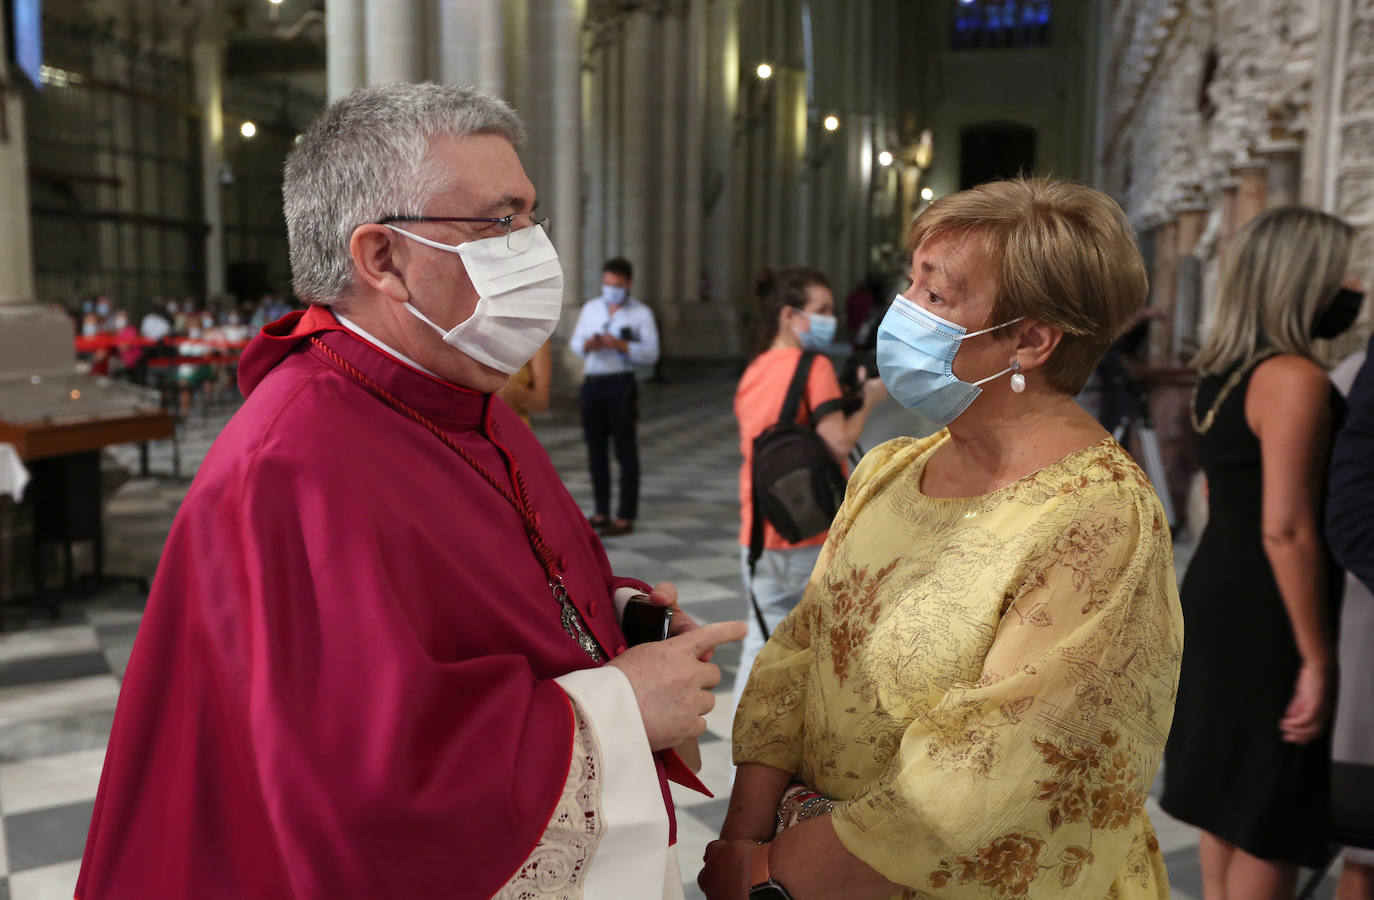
1162, 206, 1360, 899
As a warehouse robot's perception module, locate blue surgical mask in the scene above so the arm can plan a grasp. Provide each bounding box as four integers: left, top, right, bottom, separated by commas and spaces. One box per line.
876, 295, 1023, 426
798, 312, 837, 351
601, 285, 628, 307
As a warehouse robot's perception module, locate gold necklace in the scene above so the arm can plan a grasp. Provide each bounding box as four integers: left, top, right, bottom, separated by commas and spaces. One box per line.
1190, 348, 1279, 435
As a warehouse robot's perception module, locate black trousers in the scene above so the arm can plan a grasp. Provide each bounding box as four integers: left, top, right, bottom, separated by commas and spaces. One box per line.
580, 373, 640, 521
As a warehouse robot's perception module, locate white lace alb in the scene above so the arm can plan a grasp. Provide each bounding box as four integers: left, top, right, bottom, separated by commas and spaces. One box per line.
494, 704, 604, 899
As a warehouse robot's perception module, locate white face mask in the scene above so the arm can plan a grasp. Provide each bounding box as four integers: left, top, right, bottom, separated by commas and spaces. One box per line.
386, 224, 564, 375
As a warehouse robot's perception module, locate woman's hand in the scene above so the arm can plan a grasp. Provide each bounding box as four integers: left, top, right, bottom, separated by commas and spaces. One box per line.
1279, 659, 1334, 744
699, 839, 759, 899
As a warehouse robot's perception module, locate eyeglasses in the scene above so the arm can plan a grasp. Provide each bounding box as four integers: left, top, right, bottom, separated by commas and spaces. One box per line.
377, 213, 551, 252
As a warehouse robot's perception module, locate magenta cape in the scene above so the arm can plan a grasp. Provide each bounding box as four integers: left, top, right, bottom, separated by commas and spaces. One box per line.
77, 307, 692, 898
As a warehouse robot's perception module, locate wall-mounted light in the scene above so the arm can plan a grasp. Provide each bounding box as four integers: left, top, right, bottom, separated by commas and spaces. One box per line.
823, 115, 840, 132
920, 186, 935, 201
877, 150, 893, 166
240, 121, 257, 138
756, 62, 773, 80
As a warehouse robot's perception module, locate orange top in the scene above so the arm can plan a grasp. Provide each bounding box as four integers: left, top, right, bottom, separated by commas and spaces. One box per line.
735, 347, 846, 549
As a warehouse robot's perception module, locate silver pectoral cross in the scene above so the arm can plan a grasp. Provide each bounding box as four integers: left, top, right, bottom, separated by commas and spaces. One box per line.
552, 580, 607, 663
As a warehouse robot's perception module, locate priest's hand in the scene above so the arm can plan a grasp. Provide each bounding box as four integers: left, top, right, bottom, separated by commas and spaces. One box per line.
610, 620, 747, 751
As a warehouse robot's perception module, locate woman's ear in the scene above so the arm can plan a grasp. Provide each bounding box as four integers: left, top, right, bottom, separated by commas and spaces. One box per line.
349, 224, 411, 304
1015, 320, 1064, 371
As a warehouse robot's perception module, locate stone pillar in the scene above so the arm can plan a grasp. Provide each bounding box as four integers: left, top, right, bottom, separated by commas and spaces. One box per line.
1147, 218, 1180, 366
1259, 141, 1303, 207
438, 0, 506, 93
1232, 162, 1268, 230
327, 0, 366, 101
657, 10, 685, 348
679, 0, 706, 305
548, 0, 583, 323
0, 36, 35, 307
1172, 206, 1209, 360
365, 0, 423, 85
703, 0, 740, 305
0, 8, 78, 369
1219, 178, 1239, 241
620, 11, 658, 302
519, 0, 583, 392
192, 38, 227, 300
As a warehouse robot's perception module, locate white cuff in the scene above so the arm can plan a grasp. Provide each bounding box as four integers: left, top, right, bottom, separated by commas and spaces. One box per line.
613, 585, 650, 623
556, 666, 672, 898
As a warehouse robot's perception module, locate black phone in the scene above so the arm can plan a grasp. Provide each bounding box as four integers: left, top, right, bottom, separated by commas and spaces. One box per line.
618, 326, 635, 342
622, 598, 673, 646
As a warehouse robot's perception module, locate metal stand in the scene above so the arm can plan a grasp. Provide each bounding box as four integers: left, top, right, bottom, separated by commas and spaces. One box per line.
1110, 379, 1178, 532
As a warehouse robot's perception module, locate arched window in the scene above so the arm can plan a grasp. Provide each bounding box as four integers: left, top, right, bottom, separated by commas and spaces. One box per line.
951, 0, 1052, 50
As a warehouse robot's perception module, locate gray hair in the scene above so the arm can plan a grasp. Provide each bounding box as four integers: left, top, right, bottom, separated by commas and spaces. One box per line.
1194, 206, 1352, 375
283, 82, 527, 305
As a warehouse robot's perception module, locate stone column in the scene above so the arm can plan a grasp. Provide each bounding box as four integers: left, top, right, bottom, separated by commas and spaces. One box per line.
1259, 140, 1303, 207
548, 0, 584, 323
1232, 161, 1268, 230
438, 0, 506, 93
365, 0, 423, 85
657, 9, 685, 350
620, 11, 658, 302
1147, 218, 1180, 366
1172, 205, 1209, 360
703, 0, 740, 305
0, 42, 35, 307
192, 38, 227, 301
327, 0, 366, 101
519, 0, 583, 392
679, 0, 706, 305
0, 9, 76, 371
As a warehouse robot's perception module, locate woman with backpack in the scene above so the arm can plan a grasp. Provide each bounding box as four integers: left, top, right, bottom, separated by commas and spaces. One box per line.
732, 267, 888, 709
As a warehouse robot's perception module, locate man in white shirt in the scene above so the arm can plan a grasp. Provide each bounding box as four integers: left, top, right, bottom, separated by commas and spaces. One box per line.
570, 257, 661, 536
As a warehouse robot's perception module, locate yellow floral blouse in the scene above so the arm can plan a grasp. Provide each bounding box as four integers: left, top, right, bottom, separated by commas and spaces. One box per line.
733, 432, 1184, 899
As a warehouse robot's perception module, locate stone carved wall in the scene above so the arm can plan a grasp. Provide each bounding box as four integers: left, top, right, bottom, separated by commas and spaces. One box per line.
1102, 0, 1374, 318
1099, 0, 1371, 528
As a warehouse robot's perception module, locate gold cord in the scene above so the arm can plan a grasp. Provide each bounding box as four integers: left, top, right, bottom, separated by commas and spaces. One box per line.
1190, 348, 1280, 435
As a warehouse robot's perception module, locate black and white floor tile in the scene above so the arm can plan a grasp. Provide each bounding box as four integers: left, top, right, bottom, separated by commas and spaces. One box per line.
0, 375, 1340, 898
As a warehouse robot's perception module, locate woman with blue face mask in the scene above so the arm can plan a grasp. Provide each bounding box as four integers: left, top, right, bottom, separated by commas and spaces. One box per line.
706, 179, 1183, 900
730, 267, 888, 715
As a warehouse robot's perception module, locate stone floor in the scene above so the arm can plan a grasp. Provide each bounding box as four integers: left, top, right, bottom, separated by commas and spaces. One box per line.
0, 372, 1342, 899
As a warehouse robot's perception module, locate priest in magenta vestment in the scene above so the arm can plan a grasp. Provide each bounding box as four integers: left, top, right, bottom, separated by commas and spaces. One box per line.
76, 83, 742, 900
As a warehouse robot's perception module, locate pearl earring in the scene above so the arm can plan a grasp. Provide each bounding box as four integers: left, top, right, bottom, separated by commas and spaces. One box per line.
1010, 360, 1026, 393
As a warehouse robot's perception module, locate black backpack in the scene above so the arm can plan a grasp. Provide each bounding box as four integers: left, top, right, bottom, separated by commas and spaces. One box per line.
748, 352, 846, 637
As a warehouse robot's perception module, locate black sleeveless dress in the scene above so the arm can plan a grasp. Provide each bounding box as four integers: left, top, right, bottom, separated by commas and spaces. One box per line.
1160, 356, 1345, 866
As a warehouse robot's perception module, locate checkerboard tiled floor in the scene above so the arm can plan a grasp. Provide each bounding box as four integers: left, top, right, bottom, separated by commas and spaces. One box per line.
0, 373, 1341, 898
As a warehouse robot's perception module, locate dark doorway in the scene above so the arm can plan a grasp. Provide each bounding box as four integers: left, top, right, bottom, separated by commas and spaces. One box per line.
228, 261, 271, 306
959, 123, 1037, 190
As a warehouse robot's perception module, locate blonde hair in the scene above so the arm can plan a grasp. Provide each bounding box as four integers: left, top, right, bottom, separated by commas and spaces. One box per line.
908, 177, 1148, 393
1193, 206, 1352, 376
